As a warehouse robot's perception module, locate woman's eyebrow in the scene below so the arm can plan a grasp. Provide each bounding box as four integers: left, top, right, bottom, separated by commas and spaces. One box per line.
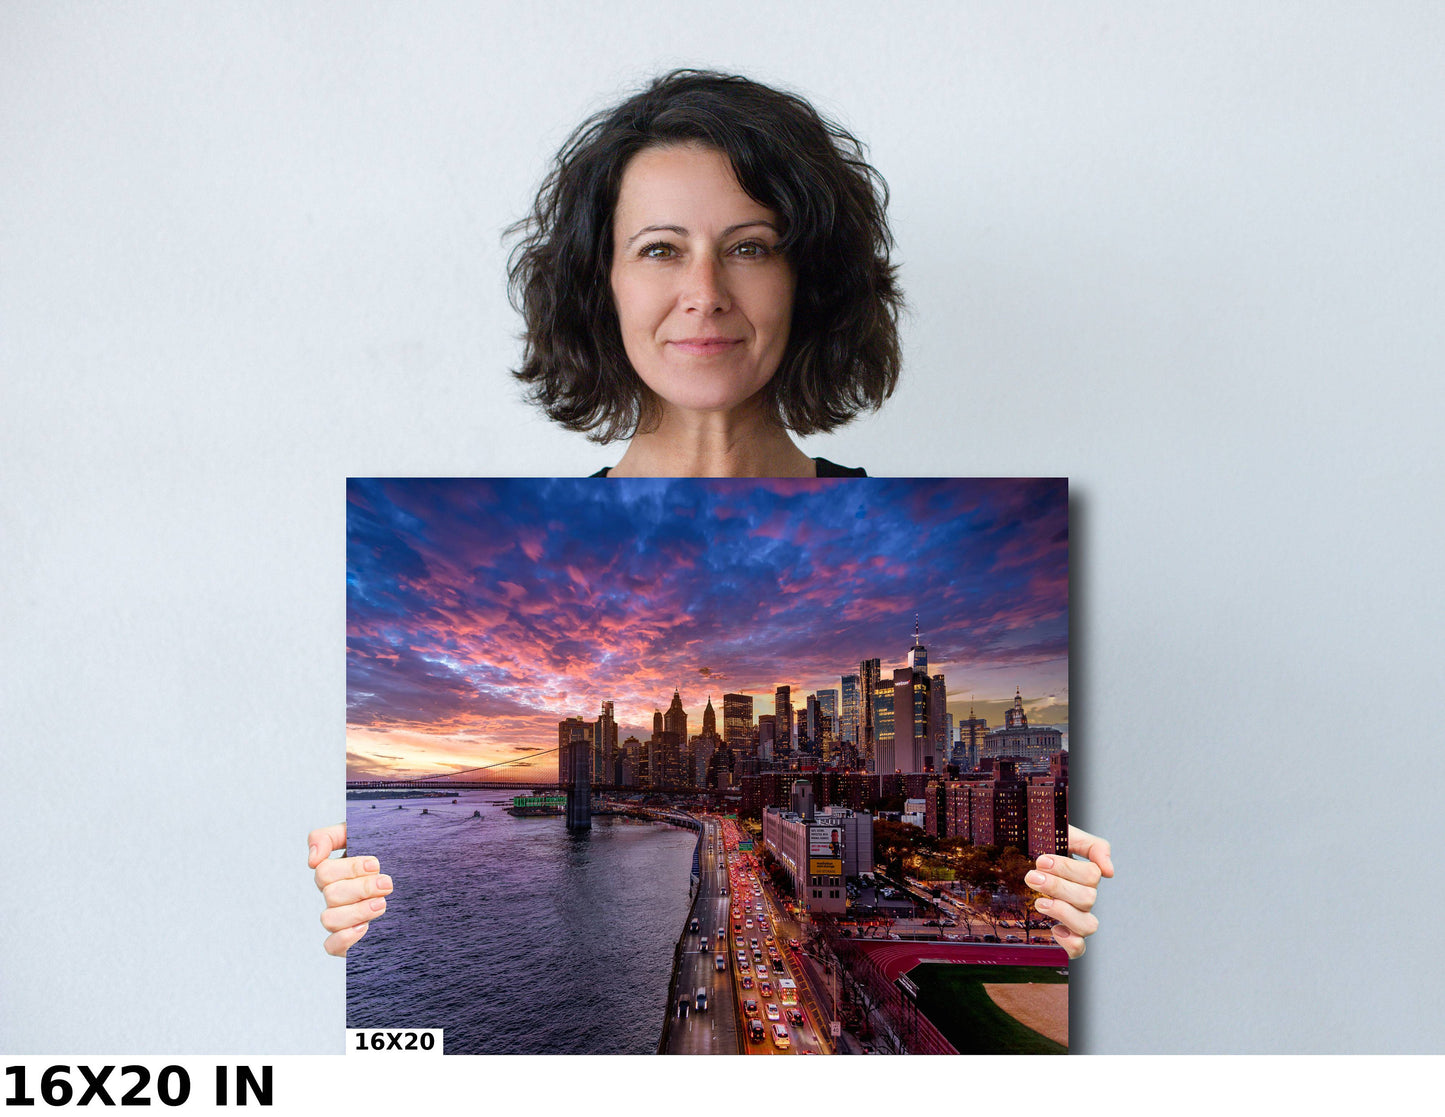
622, 220, 779, 248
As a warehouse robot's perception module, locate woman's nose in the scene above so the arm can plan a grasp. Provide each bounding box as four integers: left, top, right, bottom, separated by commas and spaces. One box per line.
681, 255, 731, 314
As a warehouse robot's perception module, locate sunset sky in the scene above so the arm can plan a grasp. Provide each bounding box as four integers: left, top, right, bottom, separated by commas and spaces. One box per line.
346, 478, 1068, 781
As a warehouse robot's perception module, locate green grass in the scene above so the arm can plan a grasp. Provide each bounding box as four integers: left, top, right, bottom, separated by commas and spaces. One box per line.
907, 963, 1068, 1055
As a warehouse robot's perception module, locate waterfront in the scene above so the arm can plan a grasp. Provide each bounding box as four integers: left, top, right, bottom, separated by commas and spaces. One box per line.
345, 790, 696, 1054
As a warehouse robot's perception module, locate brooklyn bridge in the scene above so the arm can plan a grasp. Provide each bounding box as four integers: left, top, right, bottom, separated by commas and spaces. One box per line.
347, 731, 599, 830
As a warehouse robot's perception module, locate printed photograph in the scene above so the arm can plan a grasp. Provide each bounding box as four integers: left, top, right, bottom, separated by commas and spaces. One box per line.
345, 477, 1071, 1054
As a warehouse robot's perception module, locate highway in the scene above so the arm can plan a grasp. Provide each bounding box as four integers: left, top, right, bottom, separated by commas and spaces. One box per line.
718, 818, 828, 1055
666, 817, 740, 1054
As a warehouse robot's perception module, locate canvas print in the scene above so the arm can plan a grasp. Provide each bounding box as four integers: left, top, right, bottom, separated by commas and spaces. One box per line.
345, 477, 1071, 1054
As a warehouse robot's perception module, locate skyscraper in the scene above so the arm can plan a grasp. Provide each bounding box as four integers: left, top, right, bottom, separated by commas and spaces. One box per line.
661, 690, 688, 787
817, 688, 838, 727
929, 674, 948, 770
873, 687, 895, 773
648, 707, 664, 789
840, 675, 859, 745
887, 620, 936, 772
774, 685, 792, 754
955, 703, 987, 770
859, 658, 881, 770
893, 667, 916, 771
907, 615, 927, 673
702, 695, 717, 738
723, 692, 754, 755
595, 700, 617, 786
664, 690, 687, 741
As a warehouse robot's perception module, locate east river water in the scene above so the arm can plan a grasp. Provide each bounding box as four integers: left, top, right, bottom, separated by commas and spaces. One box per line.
345, 790, 697, 1054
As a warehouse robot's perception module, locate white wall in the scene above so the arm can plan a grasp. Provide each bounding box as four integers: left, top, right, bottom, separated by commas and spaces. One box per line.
3, 2, 1442, 1054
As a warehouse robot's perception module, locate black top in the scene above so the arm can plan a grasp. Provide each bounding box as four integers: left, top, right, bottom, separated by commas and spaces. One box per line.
589, 457, 866, 478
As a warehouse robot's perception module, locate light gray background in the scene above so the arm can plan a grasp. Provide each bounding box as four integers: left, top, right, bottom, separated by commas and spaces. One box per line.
3, 3, 1441, 1054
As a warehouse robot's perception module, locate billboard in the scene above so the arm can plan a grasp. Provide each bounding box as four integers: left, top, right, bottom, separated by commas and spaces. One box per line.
809, 825, 843, 860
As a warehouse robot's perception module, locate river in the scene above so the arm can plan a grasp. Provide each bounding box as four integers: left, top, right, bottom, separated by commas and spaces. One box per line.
344, 790, 697, 1054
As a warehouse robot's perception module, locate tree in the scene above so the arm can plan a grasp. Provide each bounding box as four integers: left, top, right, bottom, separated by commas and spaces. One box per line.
996, 846, 1039, 938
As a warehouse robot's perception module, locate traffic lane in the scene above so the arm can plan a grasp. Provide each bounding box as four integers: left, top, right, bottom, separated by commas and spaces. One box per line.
672, 824, 738, 1053
674, 947, 731, 1053
747, 885, 829, 1053
733, 935, 804, 1055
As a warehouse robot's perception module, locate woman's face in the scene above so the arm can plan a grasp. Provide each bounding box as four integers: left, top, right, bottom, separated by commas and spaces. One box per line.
609, 144, 795, 420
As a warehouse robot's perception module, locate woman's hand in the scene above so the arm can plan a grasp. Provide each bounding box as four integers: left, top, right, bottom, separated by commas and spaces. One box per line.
308, 823, 392, 957
1027, 825, 1113, 960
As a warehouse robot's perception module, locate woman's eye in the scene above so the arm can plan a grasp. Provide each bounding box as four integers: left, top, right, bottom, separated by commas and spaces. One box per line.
732, 241, 770, 258
639, 242, 676, 259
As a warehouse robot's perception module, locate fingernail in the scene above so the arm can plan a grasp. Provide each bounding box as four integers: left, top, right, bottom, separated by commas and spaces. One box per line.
1026, 871, 1046, 888
1038, 856, 1055, 870
364, 857, 379, 873
1035, 897, 1053, 911
377, 875, 393, 891
370, 898, 386, 912
309, 844, 318, 863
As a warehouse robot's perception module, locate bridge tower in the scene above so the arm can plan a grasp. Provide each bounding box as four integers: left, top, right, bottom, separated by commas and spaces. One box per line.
565, 725, 591, 830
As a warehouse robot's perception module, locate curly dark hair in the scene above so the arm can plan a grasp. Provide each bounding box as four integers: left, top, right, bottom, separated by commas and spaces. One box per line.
507, 69, 903, 444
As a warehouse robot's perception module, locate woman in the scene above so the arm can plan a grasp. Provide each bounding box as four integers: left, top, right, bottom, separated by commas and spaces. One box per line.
311, 69, 1112, 961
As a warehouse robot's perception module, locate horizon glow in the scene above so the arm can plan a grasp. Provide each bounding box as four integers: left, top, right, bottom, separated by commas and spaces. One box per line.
346, 478, 1068, 782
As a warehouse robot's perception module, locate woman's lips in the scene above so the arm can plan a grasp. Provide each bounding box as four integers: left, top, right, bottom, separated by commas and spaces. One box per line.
669, 338, 743, 355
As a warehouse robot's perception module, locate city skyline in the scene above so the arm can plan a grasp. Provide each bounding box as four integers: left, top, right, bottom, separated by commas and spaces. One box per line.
347, 478, 1068, 781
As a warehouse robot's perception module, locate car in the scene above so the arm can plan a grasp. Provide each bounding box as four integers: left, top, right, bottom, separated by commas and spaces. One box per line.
738, 956, 750, 970
741, 975, 753, 989
747, 1020, 766, 1043
761, 985, 774, 1002
1005, 935, 1021, 943
676, 996, 690, 1019
788, 938, 800, 949
787, 1009, 804, 1027
771, 1023, 790, 1049
744, 999, 759, 1017
695, 988, 708, 1011
690, 918, 699, 933
765, 1003, 780, 1021
700, 936, 709, 950
1031, 936, 1051, 944
745, 919, 753, 928
716, 954, 727, 971
983, 934, 1000, 943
